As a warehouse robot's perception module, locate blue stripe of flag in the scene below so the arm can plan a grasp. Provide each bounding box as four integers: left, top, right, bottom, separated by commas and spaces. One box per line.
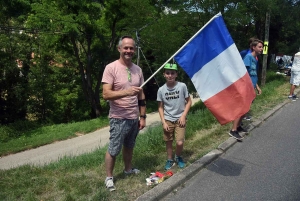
174, 15, 234, 78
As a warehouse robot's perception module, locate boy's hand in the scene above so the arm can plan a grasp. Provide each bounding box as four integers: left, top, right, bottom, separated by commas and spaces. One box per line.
256, 88, 262, 95
162, 122, 170, 131
178, 116, 186, 127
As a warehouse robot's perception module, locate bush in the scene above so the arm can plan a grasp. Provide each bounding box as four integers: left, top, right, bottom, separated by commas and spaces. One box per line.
0, 126, 14, 142
0, 120, 41, 142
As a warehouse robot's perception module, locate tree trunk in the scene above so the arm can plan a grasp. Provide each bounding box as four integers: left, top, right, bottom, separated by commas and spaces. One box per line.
71, 36, 102, 118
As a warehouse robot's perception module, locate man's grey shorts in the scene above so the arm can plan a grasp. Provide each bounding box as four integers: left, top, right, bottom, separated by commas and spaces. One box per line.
108, 118, 139, 156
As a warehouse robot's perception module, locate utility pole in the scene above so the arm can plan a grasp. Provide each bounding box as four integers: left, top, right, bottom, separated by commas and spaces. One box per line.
261, 11, 270, 87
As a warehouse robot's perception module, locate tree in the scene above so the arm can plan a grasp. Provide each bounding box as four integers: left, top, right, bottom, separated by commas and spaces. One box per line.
0, 0, 32, 124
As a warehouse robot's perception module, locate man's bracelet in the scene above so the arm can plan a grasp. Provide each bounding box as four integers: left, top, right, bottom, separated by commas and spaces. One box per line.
138, 99, 146, 106
140, 115, 147, 119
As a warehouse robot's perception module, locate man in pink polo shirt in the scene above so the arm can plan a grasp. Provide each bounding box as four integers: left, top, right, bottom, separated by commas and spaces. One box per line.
102, 36, 146, 191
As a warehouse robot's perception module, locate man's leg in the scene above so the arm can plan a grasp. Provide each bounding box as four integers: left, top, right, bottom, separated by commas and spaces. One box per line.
123, 146, 133, 172
289, 84, 296, 96
105, 152, 116, 177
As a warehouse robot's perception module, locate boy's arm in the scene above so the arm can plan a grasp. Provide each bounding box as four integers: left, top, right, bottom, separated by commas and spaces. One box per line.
158, 101, 170, 131
182, 96, 192, 117
256, 84, 262, 95
158, 101, 165, 124
178, 96, 192, 127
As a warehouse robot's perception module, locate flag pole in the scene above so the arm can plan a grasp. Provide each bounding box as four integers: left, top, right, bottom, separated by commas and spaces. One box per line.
140, 12, 222, 88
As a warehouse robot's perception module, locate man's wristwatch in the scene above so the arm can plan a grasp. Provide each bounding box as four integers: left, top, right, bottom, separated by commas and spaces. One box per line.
140, 115, 147, 119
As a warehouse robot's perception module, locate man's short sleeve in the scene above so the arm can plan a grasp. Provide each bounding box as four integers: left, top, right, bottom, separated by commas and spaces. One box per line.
102, 64, 114, 84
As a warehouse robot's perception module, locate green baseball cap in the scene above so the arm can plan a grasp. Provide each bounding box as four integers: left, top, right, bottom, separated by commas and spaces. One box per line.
164, 63, 178, 70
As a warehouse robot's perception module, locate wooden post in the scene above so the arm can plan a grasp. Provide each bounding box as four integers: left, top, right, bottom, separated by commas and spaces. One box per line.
261, 11, 270, 87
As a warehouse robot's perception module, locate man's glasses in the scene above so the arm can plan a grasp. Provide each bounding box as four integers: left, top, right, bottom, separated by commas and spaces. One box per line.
126, 68, 131, 82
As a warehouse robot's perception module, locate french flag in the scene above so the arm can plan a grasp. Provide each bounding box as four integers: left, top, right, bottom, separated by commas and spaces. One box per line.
174, 13, 256, 125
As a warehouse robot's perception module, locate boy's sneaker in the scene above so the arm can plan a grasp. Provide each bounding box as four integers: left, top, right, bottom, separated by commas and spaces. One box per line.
165, 159, 175, 170
228, 130, 243, 141
105, 178, 116, 192
243, 116, 251, 121
237, 126, 248, 134
175, 156, 185, 168
292, 94, 298, 99
288, 95, 297, 101
124, 168, 140, 175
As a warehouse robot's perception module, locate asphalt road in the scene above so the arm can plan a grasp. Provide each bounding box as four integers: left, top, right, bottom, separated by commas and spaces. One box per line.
162, 99, 300, 201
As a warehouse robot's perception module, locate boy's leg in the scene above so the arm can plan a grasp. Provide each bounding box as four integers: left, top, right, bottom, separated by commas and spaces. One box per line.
231, 117, 240, 131
229, 116, 243, 140
163, 120, 175, 159
174, 122, 185, 156
164, 121, 176, 170
166, 140, 173, 159
174, 122, 186, 168
175, 140, 183, 157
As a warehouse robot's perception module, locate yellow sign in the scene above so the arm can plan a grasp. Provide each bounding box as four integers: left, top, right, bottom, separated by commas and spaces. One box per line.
263, 41, 269, 54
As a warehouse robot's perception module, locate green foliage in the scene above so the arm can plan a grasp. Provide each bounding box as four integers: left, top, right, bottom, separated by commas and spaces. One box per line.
0, 120, 41, 143
1, 0, 300, 125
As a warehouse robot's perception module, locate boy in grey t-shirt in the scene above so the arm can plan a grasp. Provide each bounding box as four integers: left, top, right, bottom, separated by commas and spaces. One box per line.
157, 63, 192, 170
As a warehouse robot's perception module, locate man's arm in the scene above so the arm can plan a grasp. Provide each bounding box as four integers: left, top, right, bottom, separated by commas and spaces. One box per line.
138, 89, 146, 129
102, 83, 141, 100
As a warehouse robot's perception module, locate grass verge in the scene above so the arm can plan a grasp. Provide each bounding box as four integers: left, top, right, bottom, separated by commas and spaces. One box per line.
0, 71, 291, 201
0, 102, 158, 156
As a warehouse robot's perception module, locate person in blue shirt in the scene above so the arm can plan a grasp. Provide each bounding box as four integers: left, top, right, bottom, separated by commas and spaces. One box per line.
240, 37, 256, 59
228, 39, 263, 141
240, 37, 258, 121
243, 40, 263, 93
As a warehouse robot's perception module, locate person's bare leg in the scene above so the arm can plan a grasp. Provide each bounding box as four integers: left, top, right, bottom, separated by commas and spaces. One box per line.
105, 152, 116, 177
231, 117, 240, 131
123, 146, 133, 172
166, 140, 173, 159
290, 84, 296, 96
175, 140, 183, 157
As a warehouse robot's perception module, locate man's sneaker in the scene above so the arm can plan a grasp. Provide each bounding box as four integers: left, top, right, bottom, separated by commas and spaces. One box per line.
288, 95, 297, 101
165, 159, 175, 170
124, 168, 140, 175
105, 178, 116, 192
237, 126, 248, 134
175, 156, 185, 168
228, 130, 243, 140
